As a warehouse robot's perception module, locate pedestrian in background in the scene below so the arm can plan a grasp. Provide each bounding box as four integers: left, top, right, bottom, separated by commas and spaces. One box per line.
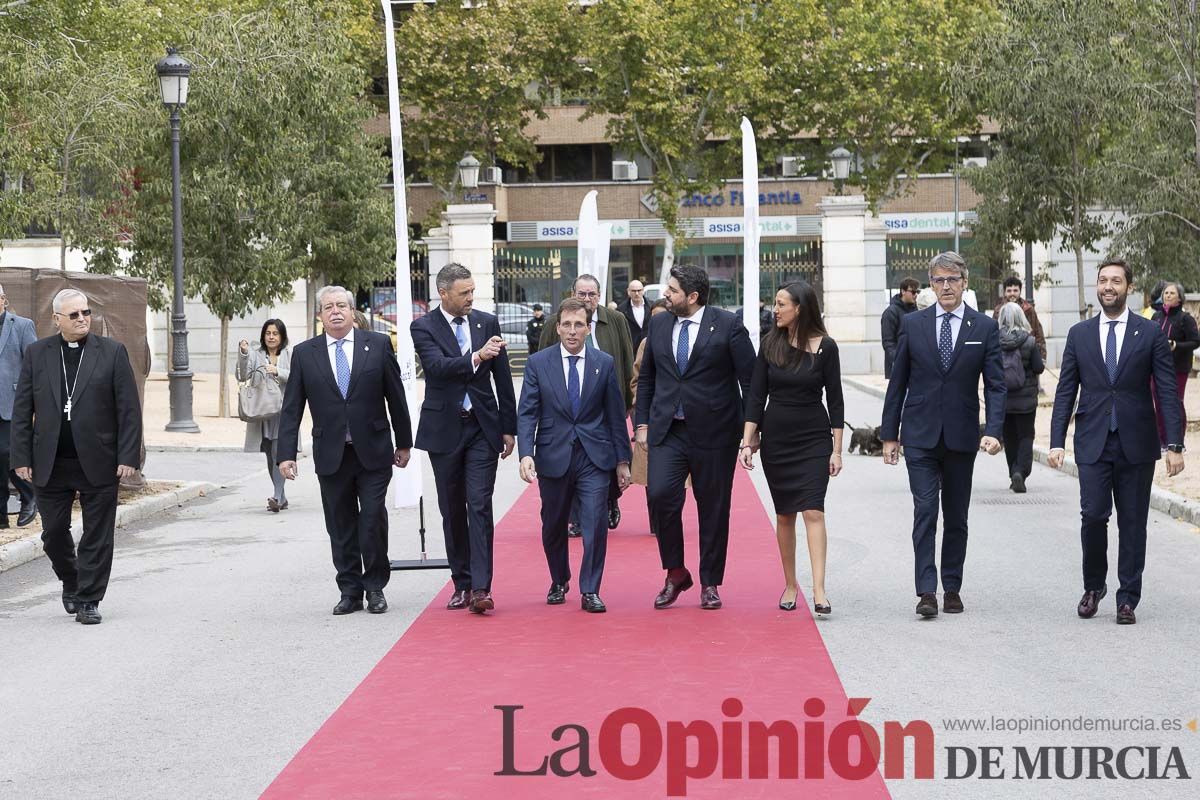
1151, 281, 1198, 448
1141, 279, 1167, 319
997, 303, 1044, 493
238, 319, 292, 512
0, 284, 39, 529
629, 298, 670, 534
881, 277, 919, 379
992, 276, 1047, 360
526, 304, 546, 353
741, 281, 844, 616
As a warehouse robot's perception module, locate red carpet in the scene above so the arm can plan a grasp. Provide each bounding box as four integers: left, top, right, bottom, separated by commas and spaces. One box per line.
262, 471, 893, 799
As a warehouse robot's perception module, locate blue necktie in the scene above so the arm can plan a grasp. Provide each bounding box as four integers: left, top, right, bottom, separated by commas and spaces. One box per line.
454, 317, 472, 412
1106, 320, 1119, 431
675, 320, 691, 419
938, 312, 954, 371
567, 355, 581, 417
334, 339, 350, 399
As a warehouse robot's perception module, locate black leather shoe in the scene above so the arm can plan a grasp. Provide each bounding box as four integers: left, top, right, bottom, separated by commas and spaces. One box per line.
62, 590, 79, 616
813, 600, 832, 617
567, 522, 583, 538
1077, 586, 1107, 619
916, 593, 938, 617
75, 602, 102, 625
581, 593, 607, 613
17, 501, 37, 527
366, 590, 388, 614
943, 592, 964, 614
267, 498, 280, 513
608, 500, 621, 530
1010, 472, 1026, 493
1116, 604, 1137, 625
469, 589, 494, 614
700, 585, 722, 610
447, 589, 470, 610
0, 513, 8, 529
654, 569, 694, 609
546, 582, 569, 605
332, 596, 364, 615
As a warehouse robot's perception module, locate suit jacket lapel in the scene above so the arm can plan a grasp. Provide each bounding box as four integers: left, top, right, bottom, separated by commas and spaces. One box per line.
1113, 315, 1141, 383
545, 347, 570, 417
44, 341, 62, 409
579, 347, 602, 412
346, 333, 369, 397
71, 337, 100, 401
434, 313, 462, 357
945, 307, 974, 371
659, 316, 680, 377
924, 306, 940, 369
0, 315, 14, 358
468, 311, 487, 354
314, 336, 341, 397
687, 310, 716, 368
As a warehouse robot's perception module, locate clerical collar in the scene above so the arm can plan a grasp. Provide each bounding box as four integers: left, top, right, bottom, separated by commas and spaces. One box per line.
61, 334, 89, 349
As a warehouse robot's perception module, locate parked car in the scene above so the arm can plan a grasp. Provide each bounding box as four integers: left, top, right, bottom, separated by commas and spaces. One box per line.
496, 302, 537, 343
642, 283, 665, 303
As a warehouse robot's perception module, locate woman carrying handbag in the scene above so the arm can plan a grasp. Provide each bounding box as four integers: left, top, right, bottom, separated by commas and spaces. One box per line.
238, 319, 292, 512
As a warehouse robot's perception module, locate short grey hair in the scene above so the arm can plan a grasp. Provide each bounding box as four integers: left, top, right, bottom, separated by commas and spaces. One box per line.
316, 285, 353, 309
574, 273, 600, 291
436, 263, 472, 292
52, 288, 88, 312
928, 251, 968, 280
998, 302, 1031, 333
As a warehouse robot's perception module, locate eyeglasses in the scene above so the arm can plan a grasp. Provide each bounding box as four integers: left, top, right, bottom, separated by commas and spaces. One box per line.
56, 309, 92, 320
575, 291, 599, 299
930, 276, 963, 287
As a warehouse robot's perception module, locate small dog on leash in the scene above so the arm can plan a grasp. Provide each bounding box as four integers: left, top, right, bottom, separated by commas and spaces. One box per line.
846, 423, 884, 456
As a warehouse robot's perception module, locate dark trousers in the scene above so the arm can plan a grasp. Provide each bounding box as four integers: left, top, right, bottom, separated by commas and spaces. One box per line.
1077, 430, 1155, 609
37, 458, 119, 603
903, 437, 977, 595
648, 420, 738, 586
570, 469, 621, 526
0, 417, 36, 520
1003, 412, 1036, 479
428, 415, 499, 591
317, 443, 392, 598
539, 442, 610, 594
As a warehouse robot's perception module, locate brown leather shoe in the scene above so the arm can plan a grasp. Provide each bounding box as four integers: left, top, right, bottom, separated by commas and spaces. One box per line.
653, 569, 694, 609
1116, 604, 1137, 625
469, 589, 494, 614
943, 591, 964, 614
700, 585, 722, 610
1077, 586, 1107, 619
916, 593, 938, 617
446, 589, 470, 610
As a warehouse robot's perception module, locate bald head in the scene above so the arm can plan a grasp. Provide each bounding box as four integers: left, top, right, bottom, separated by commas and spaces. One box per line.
627, 280, 645, 306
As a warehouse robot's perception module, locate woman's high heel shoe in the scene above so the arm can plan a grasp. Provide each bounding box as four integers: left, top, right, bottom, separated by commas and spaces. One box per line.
779, 592, 798, 611
813, 600, 832, 617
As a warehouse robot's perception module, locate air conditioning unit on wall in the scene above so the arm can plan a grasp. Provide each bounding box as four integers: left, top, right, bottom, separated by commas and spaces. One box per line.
482, 166, 503, 184
612, 161, 638, 181
779, 156, 801, 177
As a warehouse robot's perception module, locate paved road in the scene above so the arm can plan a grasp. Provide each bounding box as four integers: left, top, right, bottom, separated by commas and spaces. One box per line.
1, 386, 1197, 798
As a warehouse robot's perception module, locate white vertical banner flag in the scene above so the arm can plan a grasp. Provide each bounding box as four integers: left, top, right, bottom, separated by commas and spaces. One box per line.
741, 116, 761, 352
382, 0, 422, 509
659, 233, 675, 286
578, 190, 612, 304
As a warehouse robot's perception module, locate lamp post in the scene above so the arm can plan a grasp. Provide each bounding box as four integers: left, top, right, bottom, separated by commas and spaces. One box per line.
829, 146, 852, 196
457, 152, 481, 191
156, 47, 199, 433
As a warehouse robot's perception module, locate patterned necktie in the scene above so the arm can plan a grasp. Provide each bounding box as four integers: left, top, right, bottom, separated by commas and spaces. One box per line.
454, 316, 472, 412
675, 320, 691, 419
567, 355, 581, 417
938, 311, 954, 371
334, 339, 350, 398
1106, 320, 1119, 431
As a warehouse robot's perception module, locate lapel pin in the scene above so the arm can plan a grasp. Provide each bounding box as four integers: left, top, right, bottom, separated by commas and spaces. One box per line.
1134, 330, 1140, 336
364, 345, 370, 351
476, 323, 482, 329
710, 326, 715, 332
966, 320, 973, 327
595, 368, 600, 375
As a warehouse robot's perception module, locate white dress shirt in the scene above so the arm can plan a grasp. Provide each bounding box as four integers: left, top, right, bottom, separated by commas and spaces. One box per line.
671, 306, 706, 364
631, 302, 645, 328
440, 306, 480, 372
1098, 306, 1130, 366
325, 329, 354, 376
560, 344, 586, 395
935, 304, 965, 348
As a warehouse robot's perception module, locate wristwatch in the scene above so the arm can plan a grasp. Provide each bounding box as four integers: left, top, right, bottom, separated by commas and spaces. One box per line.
1167, 444, 1185, 453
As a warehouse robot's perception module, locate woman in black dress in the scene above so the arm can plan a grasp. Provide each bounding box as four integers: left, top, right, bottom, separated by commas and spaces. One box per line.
740, 281, 844, 615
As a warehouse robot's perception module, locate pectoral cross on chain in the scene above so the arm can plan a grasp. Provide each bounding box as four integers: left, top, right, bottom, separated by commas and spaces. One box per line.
64, 398, 72, 420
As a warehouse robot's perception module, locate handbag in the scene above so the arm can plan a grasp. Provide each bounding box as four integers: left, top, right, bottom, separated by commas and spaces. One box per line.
237, 365, 283, 422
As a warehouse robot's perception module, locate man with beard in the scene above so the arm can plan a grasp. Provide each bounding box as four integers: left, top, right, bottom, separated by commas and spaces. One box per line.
881, 251, 1006, 619
1050, 259, 1184, 625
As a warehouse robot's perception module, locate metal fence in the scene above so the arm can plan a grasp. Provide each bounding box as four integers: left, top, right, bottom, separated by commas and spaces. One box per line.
886, 239, 1001, 307
494, 247, 566, 307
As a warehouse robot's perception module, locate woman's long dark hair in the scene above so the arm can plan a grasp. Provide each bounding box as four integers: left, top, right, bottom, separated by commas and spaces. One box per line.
260, 318, 288, 355
761, 281, 827, 370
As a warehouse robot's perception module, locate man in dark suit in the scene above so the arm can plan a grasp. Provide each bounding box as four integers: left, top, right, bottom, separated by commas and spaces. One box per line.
881, 251, 1006, 618
278, 286, 412, 616
411, 263, 517, 614
0, 284, 40, 528
519, 297, 632, 613
11, 288, 142, 625
617, 279, 649, 352
541, 274, 635, 531
634, 264, 755, 610
1049, 258, 1185, 625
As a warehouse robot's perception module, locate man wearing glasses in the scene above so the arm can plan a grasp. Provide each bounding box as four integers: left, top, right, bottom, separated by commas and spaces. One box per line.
618, 280, 649, 351
540, 274, 635, 531
11, 289, 143, 625
881, 252, 1006, 619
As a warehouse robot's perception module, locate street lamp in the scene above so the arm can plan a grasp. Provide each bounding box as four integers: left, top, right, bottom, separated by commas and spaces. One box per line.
829, 146, 852, 195
952, 136, 971, 252
457, 153, 481, 190
155, 46, 199, 433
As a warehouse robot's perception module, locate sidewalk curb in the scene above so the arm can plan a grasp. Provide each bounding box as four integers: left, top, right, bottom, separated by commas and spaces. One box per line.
145, 438, 313, 454
842, 376, 1200, 527
0, 480, 217, 574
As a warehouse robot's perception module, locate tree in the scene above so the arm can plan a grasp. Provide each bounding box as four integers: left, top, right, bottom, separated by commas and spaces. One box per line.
394, 0, 582, 215
959, 0, 1137, 319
